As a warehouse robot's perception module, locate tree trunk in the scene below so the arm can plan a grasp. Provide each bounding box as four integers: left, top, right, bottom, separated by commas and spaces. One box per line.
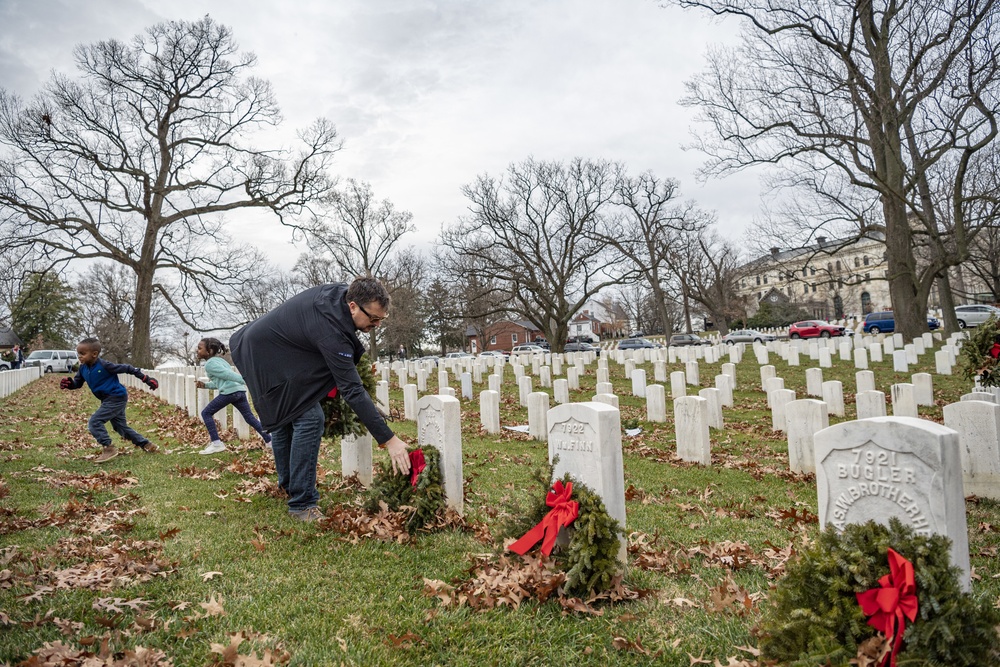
936, 272, 959, 333
132, 266, 155, 367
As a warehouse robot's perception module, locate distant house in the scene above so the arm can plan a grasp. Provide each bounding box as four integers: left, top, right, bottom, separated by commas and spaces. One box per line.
567, 310, 603, 342
465, 319, 543, 353
0, 327, 21, 350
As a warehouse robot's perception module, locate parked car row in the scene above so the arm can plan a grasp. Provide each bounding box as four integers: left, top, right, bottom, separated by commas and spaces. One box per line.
720, 329, 777, 344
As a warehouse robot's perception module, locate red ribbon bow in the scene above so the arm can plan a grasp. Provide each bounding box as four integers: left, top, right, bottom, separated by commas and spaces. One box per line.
508, 480, 579, 557
856, 548, 918, 667
409, 449, 426, 487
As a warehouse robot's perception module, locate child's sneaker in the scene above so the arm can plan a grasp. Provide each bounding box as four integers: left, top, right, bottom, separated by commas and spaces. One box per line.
199, 441, 226, 455
137, 442, 158, 453
95, 446, 119, 463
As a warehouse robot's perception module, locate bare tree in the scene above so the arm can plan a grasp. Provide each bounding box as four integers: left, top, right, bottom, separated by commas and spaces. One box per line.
302, 178, 414, 354
595, 172, 705, 337
380, 248, 428, 357
678, 0, 1000, 338
440, 157, 634, 352
0, 17, 340, 365
678, 230, 747, 334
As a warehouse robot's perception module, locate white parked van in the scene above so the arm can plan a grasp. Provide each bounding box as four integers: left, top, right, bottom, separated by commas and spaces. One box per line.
23, 350, 79, 373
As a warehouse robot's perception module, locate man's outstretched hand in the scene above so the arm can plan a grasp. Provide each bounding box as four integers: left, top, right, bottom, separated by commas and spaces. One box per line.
385, 435, 411, 475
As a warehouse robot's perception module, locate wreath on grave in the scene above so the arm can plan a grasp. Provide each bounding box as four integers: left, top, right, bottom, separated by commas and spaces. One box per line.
502, 461, 623, 597
322, 353, 377, 439
958, 315, 1000, 388
363, 445, 447, 533
757, 518, 1000, 667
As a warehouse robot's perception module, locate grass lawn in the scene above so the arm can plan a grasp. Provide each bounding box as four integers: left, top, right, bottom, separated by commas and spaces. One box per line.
2, 346, 999, 666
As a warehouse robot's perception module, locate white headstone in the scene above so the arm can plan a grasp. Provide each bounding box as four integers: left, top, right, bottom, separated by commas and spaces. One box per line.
904, 344, 918, 365
760, 365, 776, 390
786, 398, 828, 474
806, 368, 824, 397
856, 370, 876, 394
839, 341, 852, 361
646, 385, 666, 422
631, 369, 647, 397
814, 417, 970, 590
962, 391, 996, 403
539, 366, 552, 389
935, 349, 952, 375
403, 384, 418, 420
853, 347, 868, 370
912, 373, 933, 406
567, 366, 580, 391
869, 344, 883, 363
518, 376, 532, 407
714, 374, 734, 407
593, 393, 619, 407
547, 402, 626, 560
488, 374, 501, 396
821, 380, 845, 417
892, 350, 909, 373
764, 376, 785, 407
699, 387, 724, 430
818, 348, 832, 369
417, 394, 464, 514
787, 346, 800, 366
341, 432, 373, 486
856, 390, 887, 419
721, 363, 737, 388
670, 371, 687, 399
943, 399, 1000, 500
685, 360, 700, 386
527, 392, 550, 441
376, 381, 390, 413
891, 383, 918, 418
771, 388, 796, 432
652, 361, 666, 383
461, 373, 473, 400
674, 396, 711, 465
480, 390, 500, 434
554, 378, 569, 405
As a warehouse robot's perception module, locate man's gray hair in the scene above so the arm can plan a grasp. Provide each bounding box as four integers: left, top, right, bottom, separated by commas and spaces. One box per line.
347, 277, 390, 309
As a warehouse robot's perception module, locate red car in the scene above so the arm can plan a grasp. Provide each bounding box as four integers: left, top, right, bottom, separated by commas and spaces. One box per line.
788, 320, 848, 339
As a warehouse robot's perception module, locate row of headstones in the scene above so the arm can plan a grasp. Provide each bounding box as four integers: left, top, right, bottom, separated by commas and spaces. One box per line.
342, 394, 630, 561
0, 366, 43, 400
752, 331, 963, 376
124, 368, 255, 439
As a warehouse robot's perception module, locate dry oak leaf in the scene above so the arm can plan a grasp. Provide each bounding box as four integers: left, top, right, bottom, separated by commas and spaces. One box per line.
202, 571, 224, 581
200, 593, 226, 617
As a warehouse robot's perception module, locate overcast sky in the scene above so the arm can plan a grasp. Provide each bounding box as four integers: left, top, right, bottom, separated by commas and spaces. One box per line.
0, 0, 765, 270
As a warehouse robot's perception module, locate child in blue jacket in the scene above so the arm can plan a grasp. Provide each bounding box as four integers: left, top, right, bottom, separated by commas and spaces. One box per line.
61, 338, 160, 463
194, 337, 271, 455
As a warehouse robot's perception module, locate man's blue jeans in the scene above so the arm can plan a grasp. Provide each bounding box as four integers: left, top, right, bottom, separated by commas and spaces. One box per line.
89, 394, 149, 447
270, 402, 325, 511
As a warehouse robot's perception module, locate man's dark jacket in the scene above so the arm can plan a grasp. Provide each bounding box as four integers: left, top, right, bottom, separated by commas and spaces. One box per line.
230, 283, 393, 442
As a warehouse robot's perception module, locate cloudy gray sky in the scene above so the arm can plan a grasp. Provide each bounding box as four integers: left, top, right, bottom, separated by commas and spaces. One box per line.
0, 0, 764, 269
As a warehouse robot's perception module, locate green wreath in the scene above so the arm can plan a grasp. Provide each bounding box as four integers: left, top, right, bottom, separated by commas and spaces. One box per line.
363, 445, 446, 533
758, 518, 1000, 666
503, 463, 622, 597
958, 315, 1000, 388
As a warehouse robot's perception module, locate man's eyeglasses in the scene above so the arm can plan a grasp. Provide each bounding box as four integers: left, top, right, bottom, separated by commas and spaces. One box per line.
356, 301, 387, 324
